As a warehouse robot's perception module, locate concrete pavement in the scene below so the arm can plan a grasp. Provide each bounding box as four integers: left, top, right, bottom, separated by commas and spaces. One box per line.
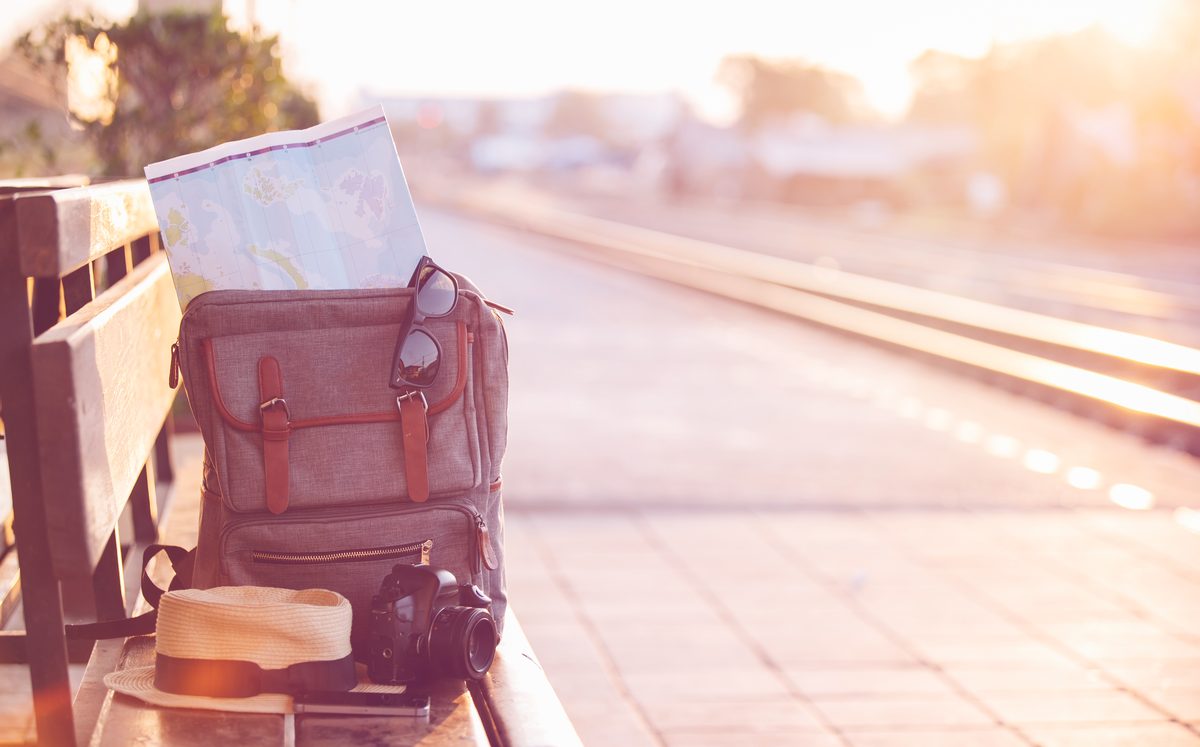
428, 209, 1200, 745
509, 509, 1200, 746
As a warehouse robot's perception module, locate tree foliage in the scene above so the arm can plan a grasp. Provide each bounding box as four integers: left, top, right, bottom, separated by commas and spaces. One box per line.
17, 10, 319, 177
717, 55, 867, 130
906, 23, 1200, 234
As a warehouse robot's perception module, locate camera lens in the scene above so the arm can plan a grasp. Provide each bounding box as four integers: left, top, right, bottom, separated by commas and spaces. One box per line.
428, 607, 497, 680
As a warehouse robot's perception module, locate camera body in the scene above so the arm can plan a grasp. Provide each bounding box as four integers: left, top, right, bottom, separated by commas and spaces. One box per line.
368, 563, 497, 684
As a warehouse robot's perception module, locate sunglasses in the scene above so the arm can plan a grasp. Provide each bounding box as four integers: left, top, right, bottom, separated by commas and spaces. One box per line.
389, 256, 459, 390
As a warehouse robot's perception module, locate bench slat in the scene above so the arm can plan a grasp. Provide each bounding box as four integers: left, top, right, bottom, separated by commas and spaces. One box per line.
90, 636, 492, 746
31, 253, 181, 577
297, 679, 490, 745
14, 180, 157, 278
91, 637, 285, 745
0, 176, 89, 196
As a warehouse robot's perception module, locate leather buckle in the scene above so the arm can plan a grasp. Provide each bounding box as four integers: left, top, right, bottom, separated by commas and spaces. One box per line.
259, 397, 290, 420
395, 390, 428, 412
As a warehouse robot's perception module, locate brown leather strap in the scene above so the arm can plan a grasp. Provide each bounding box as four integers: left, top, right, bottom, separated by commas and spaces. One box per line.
397, 393, 430, 503
258, 357, 290, 514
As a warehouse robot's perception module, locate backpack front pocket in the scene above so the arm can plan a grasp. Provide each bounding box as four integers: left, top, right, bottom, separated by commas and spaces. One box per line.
196, 310, 482, 512
220, 503, 486, 647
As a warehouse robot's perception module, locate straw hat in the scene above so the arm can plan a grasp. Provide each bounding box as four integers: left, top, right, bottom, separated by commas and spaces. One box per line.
105, 586, 404, 714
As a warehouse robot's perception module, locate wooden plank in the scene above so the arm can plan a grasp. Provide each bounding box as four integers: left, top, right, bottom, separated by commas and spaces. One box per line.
0, 176, 89, 196
470, 613, 583, 747
90, 637, 285, 746
71, 637, 125, 747
92, 639, 490, 747
298, 679, 490, 746
0, 196, 76, 746
13, 180, 157, 278
30, 253, 181, 578
0, 631, 95, 663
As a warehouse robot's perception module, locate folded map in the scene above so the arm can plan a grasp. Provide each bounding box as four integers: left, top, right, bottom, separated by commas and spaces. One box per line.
145, 105, 426, 308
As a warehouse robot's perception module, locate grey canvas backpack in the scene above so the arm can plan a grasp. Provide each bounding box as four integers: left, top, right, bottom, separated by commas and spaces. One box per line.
70, 275, 509, 646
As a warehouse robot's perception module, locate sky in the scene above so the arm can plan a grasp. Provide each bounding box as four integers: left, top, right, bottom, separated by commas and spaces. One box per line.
6, 0, 1176, 123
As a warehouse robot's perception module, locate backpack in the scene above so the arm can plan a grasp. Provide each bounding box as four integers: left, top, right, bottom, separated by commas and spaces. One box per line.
71, 275, 510, 647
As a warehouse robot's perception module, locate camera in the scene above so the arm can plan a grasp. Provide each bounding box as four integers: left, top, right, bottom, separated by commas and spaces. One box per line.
368, 563, 497, 684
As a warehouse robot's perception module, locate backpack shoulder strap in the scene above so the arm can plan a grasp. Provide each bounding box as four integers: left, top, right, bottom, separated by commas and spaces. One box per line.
64, 544, 196, 640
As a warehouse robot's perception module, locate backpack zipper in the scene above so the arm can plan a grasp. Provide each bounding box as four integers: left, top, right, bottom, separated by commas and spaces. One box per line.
168, 341, 181, 389
222, 502, 489, 578
251, 538, 432, 566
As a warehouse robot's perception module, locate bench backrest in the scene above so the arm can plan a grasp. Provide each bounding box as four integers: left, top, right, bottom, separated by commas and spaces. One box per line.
2, 179, 178, 597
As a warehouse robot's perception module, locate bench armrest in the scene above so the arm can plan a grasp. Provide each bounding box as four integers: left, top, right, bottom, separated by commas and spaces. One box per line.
471, 613, 582, 747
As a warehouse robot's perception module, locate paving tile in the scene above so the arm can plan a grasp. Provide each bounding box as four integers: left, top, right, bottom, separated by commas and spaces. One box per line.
559, 698, 660, 747
966, 578, 1133, 621
941, 664, 1114, 694
844, 727, 1029, 747
810, 693, 996, 729
1021, 722, 1200, 747
504, 508, 1200, 743
1143, 689, 1200, 721
737, 622, 918, 666
1104, 662, 1200, 692
661, 731, 842, 747
639, 697, 826, 732
541, 671, 624, 702
622, 668, 793, 703
906, 636, 1078, 668
1070, 637, 1200, 663
979, 690, 1167, 725
783, 666, 956, 697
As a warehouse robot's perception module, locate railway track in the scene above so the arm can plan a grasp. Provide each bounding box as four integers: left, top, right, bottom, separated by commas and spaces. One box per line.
441, 191, 1200, 456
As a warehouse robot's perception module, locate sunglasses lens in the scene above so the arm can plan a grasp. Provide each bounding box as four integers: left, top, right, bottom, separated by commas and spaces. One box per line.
396, 328, 440, 388
416, 265, 457, 317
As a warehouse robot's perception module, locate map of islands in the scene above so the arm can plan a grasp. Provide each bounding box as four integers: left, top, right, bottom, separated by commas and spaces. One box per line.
145, 106, 427, 308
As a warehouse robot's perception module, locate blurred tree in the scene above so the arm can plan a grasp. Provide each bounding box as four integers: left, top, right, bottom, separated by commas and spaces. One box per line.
904, 18, 1200, 237
717, 55, 867, 130
906, 50, 976, 124
16, 10, 319, 177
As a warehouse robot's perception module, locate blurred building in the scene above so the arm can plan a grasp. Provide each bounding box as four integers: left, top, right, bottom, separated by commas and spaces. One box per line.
749, 117, 976, 206
362, 91, 684, 175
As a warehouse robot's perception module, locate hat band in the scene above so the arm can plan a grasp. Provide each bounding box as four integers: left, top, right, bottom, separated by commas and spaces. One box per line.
154, 653, 357, 698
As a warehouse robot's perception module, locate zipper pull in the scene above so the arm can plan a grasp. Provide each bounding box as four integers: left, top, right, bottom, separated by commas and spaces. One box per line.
168, 341, 181, 389
476, 517, 499, 571
420, 539, 433, 566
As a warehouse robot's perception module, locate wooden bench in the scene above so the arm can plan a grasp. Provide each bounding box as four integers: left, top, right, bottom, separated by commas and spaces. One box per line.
0, 179, 580, 747
0, 178, 182, 746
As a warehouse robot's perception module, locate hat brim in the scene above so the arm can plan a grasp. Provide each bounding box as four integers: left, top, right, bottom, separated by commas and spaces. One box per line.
105, 663, 408, 715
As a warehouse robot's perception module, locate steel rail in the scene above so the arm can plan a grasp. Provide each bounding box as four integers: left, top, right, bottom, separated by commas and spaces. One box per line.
722, 206, 1200, 319
451, 194, 1200, 433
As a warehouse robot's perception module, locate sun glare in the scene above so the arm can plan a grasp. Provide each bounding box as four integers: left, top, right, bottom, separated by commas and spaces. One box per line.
1090, 0, 1171, 46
